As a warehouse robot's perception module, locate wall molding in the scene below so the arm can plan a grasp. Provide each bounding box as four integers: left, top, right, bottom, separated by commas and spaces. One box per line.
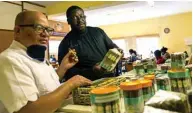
112, 34, 160, 39
3, 1, 21, 6
23, 1, 45, 8
0, 29, 13, 32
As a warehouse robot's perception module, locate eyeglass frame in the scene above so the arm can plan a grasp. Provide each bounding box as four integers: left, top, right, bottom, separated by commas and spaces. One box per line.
18, 24, 55, 35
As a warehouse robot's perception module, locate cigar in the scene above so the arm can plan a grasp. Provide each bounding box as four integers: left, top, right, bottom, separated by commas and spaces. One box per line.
69, 48, 78, 62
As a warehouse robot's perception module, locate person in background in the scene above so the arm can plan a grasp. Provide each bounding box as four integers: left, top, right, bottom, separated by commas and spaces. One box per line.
184, 51, 189, 58
129, 49, 139, 62
0, 11, 91, 113
49, 55, 57, 63
154, 50, 165, 64
160, 46, 170, 60
58, 6, 122, 81
149, 51, 154, 59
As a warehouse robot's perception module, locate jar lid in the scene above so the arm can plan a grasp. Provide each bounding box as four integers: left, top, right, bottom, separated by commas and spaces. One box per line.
90, 86, 119, 95
139, 79, 152, 88
120, 81, 142, 90
168, 69, 186, 73
144, 74, 155, 80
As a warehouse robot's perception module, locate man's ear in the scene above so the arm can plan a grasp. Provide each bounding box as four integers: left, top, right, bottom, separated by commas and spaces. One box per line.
67, 18, 71, 25
14, 26, 20, 34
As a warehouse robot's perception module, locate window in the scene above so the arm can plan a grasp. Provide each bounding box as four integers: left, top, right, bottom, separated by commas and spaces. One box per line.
112, 39, 129, 57
49, 40, 61, 60
136, 37, 159, 59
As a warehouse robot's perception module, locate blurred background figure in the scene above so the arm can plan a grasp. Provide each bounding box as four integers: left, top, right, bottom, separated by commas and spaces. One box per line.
129, 49, 139, 62
184, 51, 189, 58
154, 50, 165, 64
161, 46, 170, 60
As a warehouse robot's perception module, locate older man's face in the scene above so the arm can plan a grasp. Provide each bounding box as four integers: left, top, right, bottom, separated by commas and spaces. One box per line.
18, 13, 53, 48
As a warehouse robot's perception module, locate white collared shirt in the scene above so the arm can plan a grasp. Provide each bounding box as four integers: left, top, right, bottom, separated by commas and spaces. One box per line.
0, 40, 61, 113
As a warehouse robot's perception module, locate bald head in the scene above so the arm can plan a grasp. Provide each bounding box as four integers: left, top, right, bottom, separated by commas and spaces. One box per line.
14, 11, 50, 48
15, 11, 47, 26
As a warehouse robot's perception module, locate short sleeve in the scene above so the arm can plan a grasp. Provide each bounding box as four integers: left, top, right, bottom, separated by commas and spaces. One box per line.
0, 56, 39, 113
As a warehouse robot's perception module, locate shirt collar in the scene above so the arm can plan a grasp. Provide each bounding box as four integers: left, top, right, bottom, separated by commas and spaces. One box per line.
10, 40, 47, 63
71, 27, 88, 35
10, 40, 27, 51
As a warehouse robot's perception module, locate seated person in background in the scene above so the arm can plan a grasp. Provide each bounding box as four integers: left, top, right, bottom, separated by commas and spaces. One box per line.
184, 51, 189, 58
58, 6, 122, 81
129, 49, 139, 62
0, 11, 91, 113
161, 46, 170, 60
154, 50, 165, 64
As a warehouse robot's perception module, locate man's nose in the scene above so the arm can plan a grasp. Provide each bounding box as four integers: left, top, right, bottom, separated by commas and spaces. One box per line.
41, 29, 50, 37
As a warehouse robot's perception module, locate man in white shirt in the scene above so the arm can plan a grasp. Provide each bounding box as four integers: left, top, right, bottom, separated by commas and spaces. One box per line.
0, 11, 92, 113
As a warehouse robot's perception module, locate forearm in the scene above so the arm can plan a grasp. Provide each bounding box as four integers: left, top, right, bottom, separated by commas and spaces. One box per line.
56, 63, 67, 80
15, 82, 73, 113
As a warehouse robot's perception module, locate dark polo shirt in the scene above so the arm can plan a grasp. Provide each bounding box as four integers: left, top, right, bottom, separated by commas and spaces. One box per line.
58, 26, 118, 81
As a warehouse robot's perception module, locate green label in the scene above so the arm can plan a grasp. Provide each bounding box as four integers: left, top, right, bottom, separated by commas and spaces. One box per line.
157, 85, 170, 91
143, 94, 151, 102
124, 96, 144, 113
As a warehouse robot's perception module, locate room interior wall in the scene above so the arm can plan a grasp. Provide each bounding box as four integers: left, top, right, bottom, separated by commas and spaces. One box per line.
100, 12, 192, 55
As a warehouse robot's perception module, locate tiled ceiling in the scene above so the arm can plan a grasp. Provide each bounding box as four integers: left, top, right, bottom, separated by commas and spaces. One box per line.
48, 1, 192, 26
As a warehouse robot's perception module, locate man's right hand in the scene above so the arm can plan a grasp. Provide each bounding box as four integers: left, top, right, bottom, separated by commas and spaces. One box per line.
66, 75, 92, 90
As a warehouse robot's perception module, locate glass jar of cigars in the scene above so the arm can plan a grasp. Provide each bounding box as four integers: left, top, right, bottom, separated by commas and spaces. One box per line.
139, 79, 153, 103
171, 52, 186, 71
133, 64, 145, 76
156, 75, 171, 91
120, 81, 144, 113
168, 69, 191, 94
90, 86, 121, 113
144, 74, 157, 95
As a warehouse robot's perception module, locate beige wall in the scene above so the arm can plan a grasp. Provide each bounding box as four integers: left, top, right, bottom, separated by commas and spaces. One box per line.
23, 2, 46, 13
100, 12, 192, 55
0, 2, 21, 30
0, 1, 46, 53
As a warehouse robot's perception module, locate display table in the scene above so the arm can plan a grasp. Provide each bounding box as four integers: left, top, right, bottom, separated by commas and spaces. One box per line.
56, 104, 179, 113
56, 97, 179, 113
55, 70, 182, 113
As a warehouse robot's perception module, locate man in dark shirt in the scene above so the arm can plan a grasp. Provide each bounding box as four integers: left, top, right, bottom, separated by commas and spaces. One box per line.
58, 5, 121, 81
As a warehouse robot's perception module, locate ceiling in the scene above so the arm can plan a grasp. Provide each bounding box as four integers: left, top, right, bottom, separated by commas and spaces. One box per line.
47, 1, 192, 26
30, 1, 60, 6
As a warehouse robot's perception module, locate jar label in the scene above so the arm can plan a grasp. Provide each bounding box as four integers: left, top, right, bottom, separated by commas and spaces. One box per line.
92, 100, 121, 113
143, 94, 151, 102
124, 96, 144, 113
171, 80, 177, 87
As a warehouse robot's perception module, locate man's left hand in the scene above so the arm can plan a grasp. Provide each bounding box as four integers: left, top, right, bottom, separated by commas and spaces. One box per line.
116, 48, 124, 58
93, 63, 106, 74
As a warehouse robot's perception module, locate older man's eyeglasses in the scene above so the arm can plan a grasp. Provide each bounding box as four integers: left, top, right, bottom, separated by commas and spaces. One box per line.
19, 24, 54, 35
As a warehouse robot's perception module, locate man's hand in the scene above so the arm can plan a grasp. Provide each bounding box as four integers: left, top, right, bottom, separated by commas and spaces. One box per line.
117, 48, 124, 58
66, 75, 92, 89
117, 48, 123, 54
61, 49, 78, 71
93, 63, 106, 74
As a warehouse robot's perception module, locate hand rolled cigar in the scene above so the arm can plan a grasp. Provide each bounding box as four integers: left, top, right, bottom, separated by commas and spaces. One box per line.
69, 48, 78, 62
